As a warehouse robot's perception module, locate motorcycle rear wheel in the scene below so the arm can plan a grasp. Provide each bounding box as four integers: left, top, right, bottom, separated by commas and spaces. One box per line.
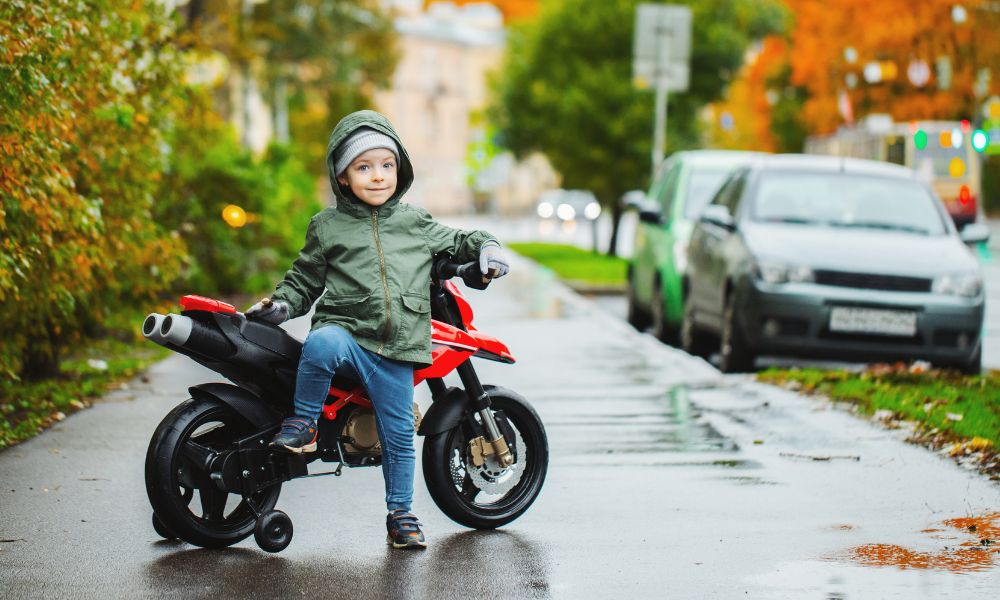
423, 387, 548, 529
146, 397, 281, 548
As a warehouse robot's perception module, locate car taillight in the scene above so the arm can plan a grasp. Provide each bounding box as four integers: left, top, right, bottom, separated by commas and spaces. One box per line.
959, 185, 971, 205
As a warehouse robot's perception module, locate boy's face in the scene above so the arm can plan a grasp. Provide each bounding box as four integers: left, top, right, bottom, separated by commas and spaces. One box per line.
336, 148, 398, 207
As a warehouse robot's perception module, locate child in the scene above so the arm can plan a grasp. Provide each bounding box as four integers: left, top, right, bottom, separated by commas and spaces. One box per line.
245, 110, 508, 549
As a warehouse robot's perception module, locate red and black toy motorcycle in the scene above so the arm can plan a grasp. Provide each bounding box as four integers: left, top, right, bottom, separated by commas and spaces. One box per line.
141, 257, 547, 552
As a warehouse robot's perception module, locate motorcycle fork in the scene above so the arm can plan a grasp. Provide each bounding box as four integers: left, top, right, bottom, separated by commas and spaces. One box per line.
429, 285, 513, 468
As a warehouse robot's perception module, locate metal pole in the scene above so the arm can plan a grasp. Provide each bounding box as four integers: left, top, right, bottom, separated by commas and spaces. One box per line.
652, 85, 668, 174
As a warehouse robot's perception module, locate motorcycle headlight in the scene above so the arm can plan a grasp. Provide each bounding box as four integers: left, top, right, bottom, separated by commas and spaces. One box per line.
932, 273, 982, 297
754, 261, 814, 284
673, 239, 688, 273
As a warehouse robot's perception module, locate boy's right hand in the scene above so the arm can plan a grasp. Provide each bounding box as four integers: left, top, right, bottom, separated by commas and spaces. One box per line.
246, 298, 289, 324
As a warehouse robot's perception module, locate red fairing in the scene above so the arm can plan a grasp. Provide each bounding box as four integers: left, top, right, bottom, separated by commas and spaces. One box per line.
467, 329, 515, 363
180, 295, 237, 314
413, 320, 476, 384
445, 281, 474, 327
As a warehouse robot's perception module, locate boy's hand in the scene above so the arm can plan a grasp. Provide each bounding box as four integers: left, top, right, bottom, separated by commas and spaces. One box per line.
479, 242, 509, 279
246, 298, 289, 324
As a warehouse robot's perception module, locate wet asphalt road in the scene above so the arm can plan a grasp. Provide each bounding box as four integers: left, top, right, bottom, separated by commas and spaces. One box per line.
1, 256, 999, 599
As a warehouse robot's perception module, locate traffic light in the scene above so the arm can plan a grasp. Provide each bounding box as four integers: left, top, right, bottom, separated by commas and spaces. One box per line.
914, 129, 928, 150
971, 129, 989, 153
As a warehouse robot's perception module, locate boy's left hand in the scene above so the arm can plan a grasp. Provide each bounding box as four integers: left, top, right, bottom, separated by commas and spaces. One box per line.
479, 242, 509, 279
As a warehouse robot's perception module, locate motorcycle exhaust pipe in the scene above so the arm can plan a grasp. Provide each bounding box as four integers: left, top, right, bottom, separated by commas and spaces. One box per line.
142, 313, 168, 346
160, 314, 235, 359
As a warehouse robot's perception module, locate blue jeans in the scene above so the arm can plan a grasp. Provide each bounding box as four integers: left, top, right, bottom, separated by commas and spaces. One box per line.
293, 325, 415, 512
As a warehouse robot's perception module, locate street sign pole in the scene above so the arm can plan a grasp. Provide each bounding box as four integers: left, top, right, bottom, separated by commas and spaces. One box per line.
653, 85, 667, 174
633, 4, 691, 176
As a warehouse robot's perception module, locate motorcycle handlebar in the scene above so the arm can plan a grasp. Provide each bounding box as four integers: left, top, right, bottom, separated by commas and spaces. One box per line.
433, 256, 493, 290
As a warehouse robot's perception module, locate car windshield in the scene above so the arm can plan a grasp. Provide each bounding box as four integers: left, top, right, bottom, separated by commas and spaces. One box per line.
751, 171, 948, 235
683, 168, 733, 218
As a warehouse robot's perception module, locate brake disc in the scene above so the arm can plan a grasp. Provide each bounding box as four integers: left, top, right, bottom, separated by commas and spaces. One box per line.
466, 425, 526, 497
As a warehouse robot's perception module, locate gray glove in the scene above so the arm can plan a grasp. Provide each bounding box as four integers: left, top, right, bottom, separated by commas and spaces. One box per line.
479, 241, 509, 278
246, 298, 289, 324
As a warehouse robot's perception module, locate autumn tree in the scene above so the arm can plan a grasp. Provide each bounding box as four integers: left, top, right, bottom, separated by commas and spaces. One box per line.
490, 0, 786, 254
0, 0, 187, 379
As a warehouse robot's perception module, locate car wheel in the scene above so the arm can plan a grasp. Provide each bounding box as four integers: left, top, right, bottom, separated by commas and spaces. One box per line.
626, 267, 652, 331
681, 300, 714, 359
651, 281, 679, 345
719, 293, 755, 373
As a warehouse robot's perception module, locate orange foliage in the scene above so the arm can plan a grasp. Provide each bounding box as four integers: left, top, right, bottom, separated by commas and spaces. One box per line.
709, 37, 789, 151
787, 0, 999, 133
425, 0, 538, 23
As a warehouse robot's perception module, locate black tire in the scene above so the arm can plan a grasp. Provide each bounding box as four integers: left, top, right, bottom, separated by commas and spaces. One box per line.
254, 510, 293, 553
681, 300, 715, 359
152, 513, 176, 540
145, 397, 281, 549
719, 293, 755, 373
626, 266, 652, 331
651, 280, 679, 345
422, 387, 548, 530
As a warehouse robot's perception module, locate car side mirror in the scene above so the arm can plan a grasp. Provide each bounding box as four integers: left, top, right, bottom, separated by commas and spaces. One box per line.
637, 204, 664, 225
620, 190, 646, 211
700, 204, 735, 230
960, 223, 990, 245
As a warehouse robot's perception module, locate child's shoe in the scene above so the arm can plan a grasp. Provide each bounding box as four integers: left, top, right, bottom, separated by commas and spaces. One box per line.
386, 509, 427, 549
269, 416, 318, 453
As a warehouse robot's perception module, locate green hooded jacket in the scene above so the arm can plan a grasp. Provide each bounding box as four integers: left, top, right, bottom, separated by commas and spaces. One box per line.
269, 110, 497, 367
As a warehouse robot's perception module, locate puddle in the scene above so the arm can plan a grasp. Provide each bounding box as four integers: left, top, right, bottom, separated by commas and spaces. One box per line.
844, 512, 1000, 573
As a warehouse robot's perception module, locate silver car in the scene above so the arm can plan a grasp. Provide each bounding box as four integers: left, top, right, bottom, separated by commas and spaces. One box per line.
683, 154, 988, 373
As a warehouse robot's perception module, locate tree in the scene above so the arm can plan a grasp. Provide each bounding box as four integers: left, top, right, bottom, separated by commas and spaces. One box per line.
0, 0, 187, 379
786, 0, 999, 133
178, 0, 399, 168
489, 0, 786, 255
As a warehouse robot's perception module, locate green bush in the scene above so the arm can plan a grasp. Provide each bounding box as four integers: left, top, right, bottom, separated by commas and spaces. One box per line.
156, 117, 323, 296
0, 0, 187, 380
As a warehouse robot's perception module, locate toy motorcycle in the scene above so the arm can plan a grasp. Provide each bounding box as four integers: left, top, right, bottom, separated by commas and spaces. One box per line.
141, 256, 548, 552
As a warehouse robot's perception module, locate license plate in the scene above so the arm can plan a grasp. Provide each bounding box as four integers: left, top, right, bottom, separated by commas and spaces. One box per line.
829, 307, 917, 336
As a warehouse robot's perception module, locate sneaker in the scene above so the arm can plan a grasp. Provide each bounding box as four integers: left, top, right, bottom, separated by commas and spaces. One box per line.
386, 510, 427, 549
269, 416, 318, 453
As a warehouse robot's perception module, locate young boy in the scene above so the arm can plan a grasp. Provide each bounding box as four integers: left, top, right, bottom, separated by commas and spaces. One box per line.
245, 110, 508, 549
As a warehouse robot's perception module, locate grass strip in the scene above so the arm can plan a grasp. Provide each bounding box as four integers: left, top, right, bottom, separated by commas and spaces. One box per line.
508, 242, 627, 286
757, 366, 1000, 475
0, 304, 175, 451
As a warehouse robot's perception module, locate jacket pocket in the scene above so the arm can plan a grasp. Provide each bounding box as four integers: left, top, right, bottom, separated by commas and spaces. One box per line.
397, 292, 431, 348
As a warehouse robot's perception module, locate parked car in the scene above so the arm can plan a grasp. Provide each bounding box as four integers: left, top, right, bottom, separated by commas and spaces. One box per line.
683, 154, 988, 373
536, 189, 602, 222
625, 150, 765, 342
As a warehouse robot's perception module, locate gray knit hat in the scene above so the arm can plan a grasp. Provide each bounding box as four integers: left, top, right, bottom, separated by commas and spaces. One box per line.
333, 127, 400, 176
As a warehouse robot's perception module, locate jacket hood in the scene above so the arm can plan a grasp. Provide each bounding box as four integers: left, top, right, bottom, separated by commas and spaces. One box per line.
326, 110, 414, 215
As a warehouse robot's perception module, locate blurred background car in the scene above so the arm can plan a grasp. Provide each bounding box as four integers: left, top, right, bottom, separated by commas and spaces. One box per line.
683, 154, 988, 374
536, 189, 602, 222
624, 150, 765, 342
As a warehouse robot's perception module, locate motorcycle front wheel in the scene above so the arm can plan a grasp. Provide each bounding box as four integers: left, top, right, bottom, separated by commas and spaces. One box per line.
145, 397, 281, 548
423, 387, 548, 529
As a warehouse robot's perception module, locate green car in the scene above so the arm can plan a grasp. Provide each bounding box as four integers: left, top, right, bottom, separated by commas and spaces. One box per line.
626, 150, 764, 342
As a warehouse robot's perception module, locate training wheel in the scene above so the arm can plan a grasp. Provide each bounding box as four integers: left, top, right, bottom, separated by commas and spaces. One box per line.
254, 510, 293, 553
152, 513, 176, 540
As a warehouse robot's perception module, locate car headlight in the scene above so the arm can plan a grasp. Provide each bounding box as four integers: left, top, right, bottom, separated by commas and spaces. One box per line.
754, 261, 815, 284
584, 201, 602, 220
932, 273, 982, 297
556, 203, 576, 221
673, 239, 688, 273
537, 201, 554, 219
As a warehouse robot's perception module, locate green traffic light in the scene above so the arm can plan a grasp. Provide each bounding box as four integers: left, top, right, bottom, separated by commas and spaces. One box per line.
971, 129, 989, 153
914, 129, 928, 150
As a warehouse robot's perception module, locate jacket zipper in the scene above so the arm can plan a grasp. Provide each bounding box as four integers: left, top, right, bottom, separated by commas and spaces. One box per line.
372, 208, 391, 353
